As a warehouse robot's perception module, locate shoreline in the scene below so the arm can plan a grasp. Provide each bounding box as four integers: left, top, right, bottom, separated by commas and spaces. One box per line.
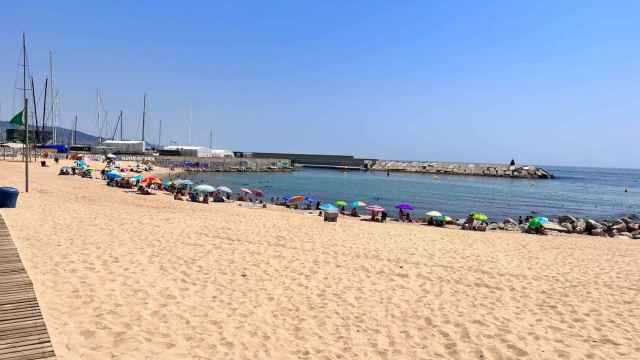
1, 159, 639, 359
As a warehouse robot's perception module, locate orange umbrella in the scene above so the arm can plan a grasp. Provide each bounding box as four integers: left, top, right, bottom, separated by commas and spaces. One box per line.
140, 175, 161, 185
287, 195, 305, 204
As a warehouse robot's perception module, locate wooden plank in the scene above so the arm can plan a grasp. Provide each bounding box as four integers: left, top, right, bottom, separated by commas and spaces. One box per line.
0, 214, 56, 359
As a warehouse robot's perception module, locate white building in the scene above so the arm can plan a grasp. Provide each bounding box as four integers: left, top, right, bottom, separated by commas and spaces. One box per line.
162, 145, 234, 158
99, 140, 146, 154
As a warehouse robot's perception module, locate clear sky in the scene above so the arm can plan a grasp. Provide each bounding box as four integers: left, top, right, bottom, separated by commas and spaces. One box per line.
1, 1, 639, 168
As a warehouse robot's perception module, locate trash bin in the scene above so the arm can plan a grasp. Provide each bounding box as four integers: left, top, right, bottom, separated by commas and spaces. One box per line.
0, 187, 19, 208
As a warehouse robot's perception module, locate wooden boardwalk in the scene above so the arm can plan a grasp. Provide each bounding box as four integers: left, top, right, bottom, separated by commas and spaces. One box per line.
0, 214, 56, 360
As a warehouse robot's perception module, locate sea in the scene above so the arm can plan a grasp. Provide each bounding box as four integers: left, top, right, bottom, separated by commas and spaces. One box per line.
181, 166, 640, 221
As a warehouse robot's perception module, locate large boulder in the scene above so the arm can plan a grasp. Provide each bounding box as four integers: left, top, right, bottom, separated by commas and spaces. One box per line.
627, 223, 639, 232
561, 223, 574, 232
487, 223, 499, 231
634, 234, 640, 240
575, 219, 586, 233
558, 215, 577, 224
611, 223, 627, 233
543, 222, 569, 232
618, 232, 633, 239
591, 228, 604, 237
586, 219, 603, 232
503, 217, 517, 225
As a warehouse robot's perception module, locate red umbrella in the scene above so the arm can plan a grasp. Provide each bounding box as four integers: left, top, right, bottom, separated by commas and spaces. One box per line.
140, 175, 160, 185
250, 189, 264, 197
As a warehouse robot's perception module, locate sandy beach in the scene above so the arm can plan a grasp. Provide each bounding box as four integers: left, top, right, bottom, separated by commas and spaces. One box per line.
0, 160, 639, 359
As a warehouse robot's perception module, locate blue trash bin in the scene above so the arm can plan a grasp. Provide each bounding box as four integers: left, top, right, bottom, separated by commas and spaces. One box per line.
0, 187, 19, 208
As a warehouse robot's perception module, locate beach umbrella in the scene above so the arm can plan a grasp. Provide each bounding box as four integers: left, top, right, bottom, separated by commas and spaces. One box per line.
436, 215, 452, 223
471, 212, 489, 222
106, 153, 116, 159
287, 195, 306, 204
140, 175, 160, 185
105, 172, 123, 180
250, 189, 264, 197
351, 201, 367, 208
240, 188, 253, 194
426, 210, 442, 217
528, 216, 549, 229
335, 200, 348, 207
319, 203, 339, 212
194, 184, 216, 193
162, 180, 172, 187
216, 186, 232, 193
174, 179, 193, 187
395, 203, 414, 210
366, 205, 385, 212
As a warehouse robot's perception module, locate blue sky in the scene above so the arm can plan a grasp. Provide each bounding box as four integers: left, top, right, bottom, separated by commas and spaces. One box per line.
1, 1, 639, 168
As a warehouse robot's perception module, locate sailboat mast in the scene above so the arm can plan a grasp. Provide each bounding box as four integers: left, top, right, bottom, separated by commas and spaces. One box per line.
30, 77, 39, 144
73, 113, 78, 145
42, 78, 48, 143
22, 33, 30, 192
120, 110, 123, 140
141, 93, 147, 143
49, 51, 56, 143
96, 90, 101, 143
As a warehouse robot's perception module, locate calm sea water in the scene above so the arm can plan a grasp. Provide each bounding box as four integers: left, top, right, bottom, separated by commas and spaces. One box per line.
181, 166, 640, 220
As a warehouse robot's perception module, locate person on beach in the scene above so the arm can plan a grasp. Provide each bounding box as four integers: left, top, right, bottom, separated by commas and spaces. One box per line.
406, 212, 412, 223
350, 208, 358, 217
399, 209, 405, 222
203, 194, 209, 204
340, 206, 347, 215
381, 211, 388, 223
518, 216, 523, 225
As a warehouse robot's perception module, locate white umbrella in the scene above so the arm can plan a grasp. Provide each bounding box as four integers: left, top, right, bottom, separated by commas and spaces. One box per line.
425, 211, 442, 217
216, 186, 232, 193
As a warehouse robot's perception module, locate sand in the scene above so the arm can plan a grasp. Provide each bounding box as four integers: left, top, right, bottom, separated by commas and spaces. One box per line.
0, 159, 639, 359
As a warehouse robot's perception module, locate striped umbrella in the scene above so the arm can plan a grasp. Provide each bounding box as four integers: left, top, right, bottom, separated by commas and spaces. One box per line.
366, 205, 385, 212
351, 201, 367, 208
287, 195, 306, 204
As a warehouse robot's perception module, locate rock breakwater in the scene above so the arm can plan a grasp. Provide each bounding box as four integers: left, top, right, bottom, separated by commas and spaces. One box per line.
372, 160, 554, 179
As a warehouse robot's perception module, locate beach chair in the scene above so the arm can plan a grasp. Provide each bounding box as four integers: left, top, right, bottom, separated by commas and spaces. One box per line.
323, 211, 339, 222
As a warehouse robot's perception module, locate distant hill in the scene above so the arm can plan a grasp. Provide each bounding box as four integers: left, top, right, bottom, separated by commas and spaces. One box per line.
0, 121, 157, 148
1, 121, 100, 145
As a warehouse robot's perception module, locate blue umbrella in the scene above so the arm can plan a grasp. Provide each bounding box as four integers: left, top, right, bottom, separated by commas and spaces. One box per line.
319, 203, 338, 212
105, 172, 123, 180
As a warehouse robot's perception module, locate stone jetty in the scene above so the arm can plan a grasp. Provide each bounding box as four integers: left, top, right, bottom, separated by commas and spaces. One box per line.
372, 160, 554, 179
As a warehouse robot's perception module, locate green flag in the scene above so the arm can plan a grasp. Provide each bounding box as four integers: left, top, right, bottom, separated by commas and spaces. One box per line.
9, 110, 23, 127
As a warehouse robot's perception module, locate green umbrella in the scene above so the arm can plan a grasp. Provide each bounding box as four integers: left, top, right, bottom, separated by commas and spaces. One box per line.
528, 216, 549, 229
335, 200, 348, 207
471, 212, 488, 222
